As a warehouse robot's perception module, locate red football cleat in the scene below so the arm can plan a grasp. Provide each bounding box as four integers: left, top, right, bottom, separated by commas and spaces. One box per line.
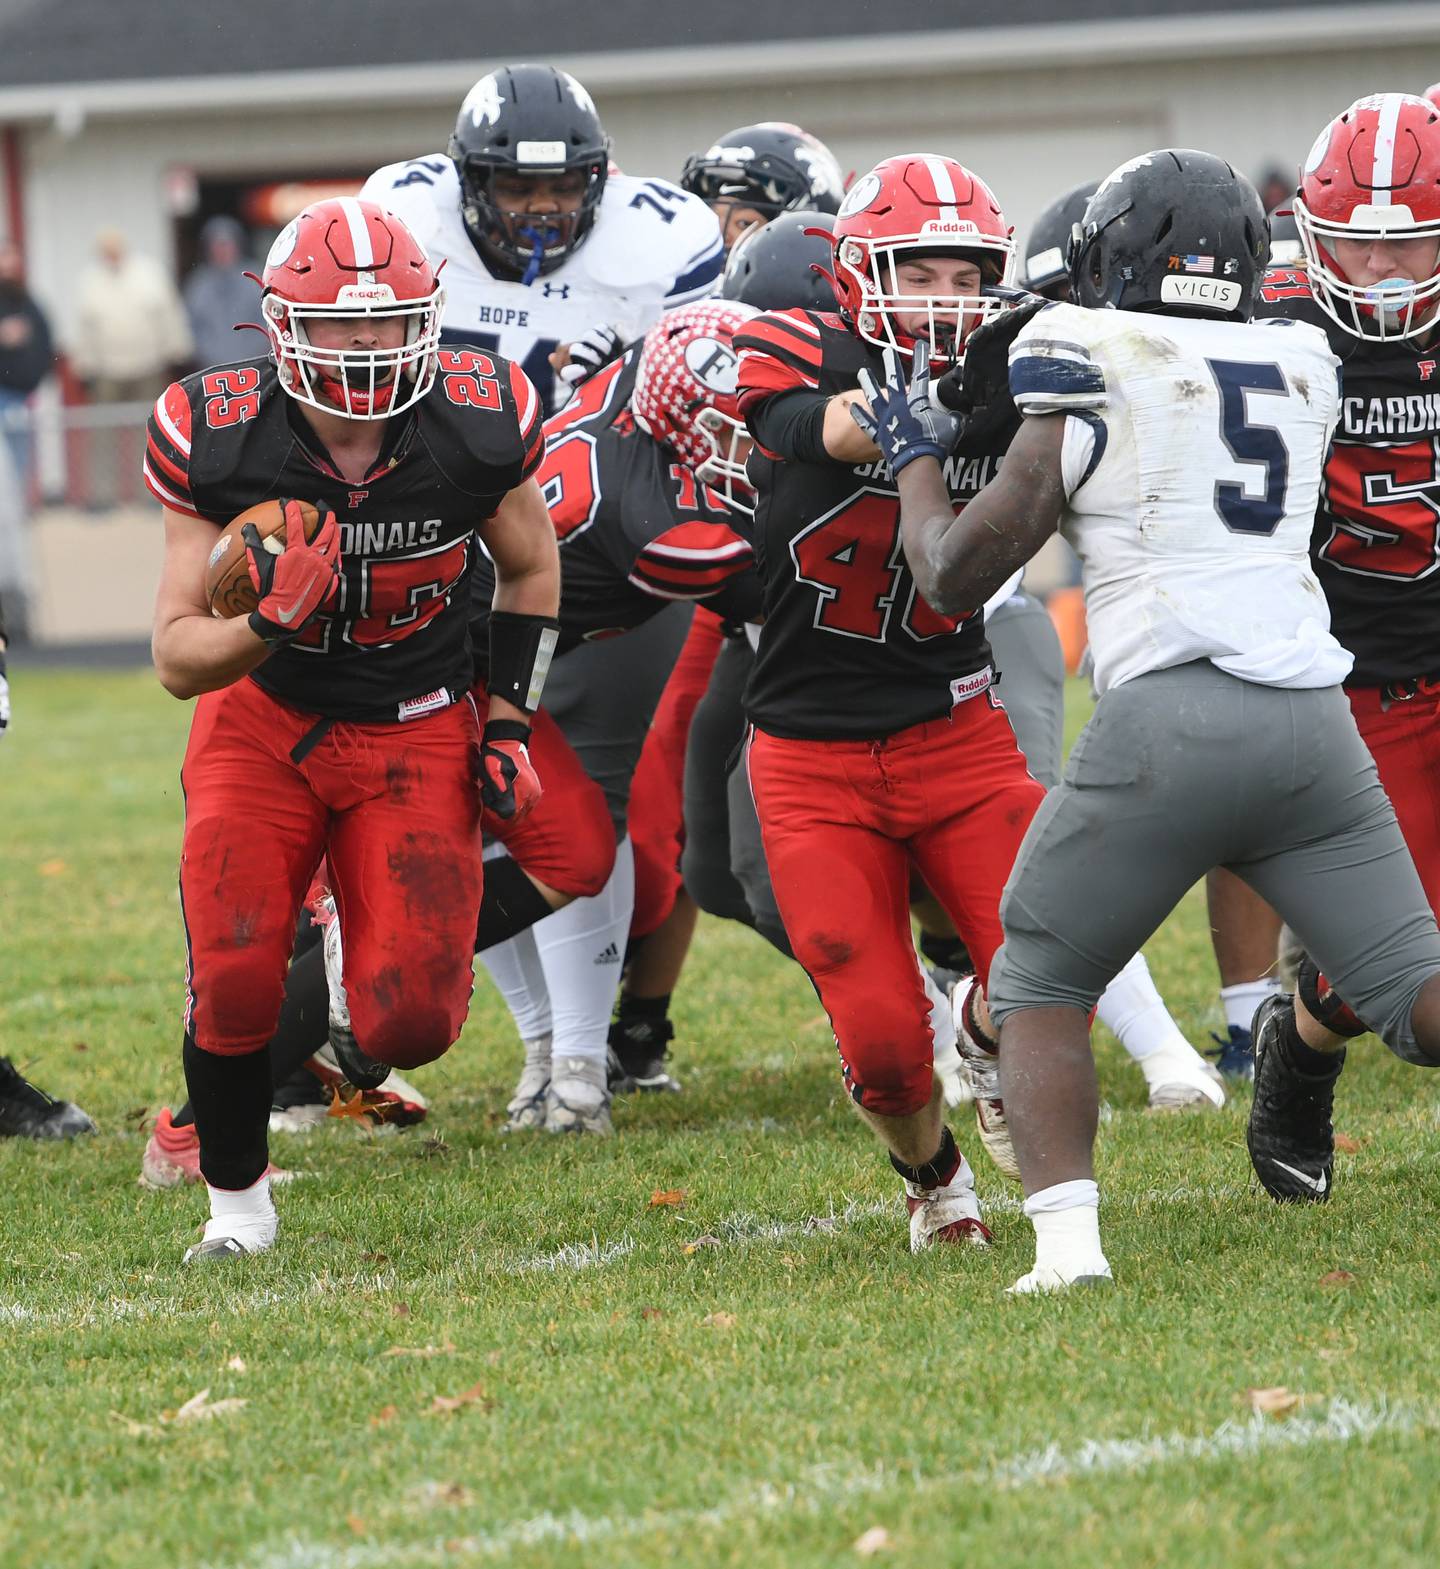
139, 1108, 294, 1190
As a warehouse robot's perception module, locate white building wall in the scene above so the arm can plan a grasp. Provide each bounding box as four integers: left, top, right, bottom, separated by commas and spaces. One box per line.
17, 33, 1439, 348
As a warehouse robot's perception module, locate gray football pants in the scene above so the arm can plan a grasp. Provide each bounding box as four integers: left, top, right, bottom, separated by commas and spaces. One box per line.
987, 659, 1440, 1065
986, 591, 1066, 789
543, 603, 693, 836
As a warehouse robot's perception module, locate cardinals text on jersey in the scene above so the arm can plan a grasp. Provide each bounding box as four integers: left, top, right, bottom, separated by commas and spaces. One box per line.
360, 158, 724, 412
1259, 263, 1440, 685
1009, 300, 1349, 693
145, 352, 543, 721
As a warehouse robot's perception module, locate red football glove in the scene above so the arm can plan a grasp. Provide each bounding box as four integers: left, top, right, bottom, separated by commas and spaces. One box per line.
476, 718, 542, 822
245, 500, 341, 645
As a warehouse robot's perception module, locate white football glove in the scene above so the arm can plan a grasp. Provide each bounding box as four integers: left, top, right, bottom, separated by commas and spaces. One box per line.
558, 324, 625, 388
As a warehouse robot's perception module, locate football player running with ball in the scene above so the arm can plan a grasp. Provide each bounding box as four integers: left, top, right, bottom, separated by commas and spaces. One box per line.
880, 149, 1440, 1292
735, 156, 1048, 1252
147, 197, 559, 1261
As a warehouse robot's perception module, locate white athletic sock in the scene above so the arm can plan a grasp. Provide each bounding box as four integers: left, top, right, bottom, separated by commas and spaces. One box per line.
1023, 1179, 1110, 1282
535, 836, 635, 1068
1221, 979, 1283, 1035
480, 919, 554, 1043
1097, 953, 1191, 1061
202, 1174, 277, 1250
1097, 954, 1220, 1104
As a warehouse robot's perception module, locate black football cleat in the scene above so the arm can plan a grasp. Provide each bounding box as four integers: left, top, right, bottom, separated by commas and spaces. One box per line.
607, 1016, 681, 1094
1246, 996, 1342, 1203
0, 1058, 96, 1139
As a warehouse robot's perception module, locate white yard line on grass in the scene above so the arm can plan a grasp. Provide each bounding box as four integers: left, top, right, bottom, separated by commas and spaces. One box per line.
219, 1395, 1432, 1569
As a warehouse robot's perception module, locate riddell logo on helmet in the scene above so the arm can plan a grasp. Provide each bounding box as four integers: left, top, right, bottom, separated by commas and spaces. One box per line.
918, 219, 980, 238
336, 283, 397, 305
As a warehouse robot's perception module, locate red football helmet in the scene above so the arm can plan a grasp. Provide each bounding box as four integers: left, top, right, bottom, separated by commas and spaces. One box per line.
830, 154, 1015, 362
1425, 82, 1440, 111
259, 197, 445, 419
1294, 93, 1440, 340
631, 300, 760, 513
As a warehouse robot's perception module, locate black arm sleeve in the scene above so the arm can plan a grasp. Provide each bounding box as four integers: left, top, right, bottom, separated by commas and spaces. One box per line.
746, 389, 830, 465
700, 570, 765, 627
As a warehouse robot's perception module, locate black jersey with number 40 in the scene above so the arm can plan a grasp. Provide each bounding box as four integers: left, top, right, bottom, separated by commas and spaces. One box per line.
145, 350, 543, 722
735, 309, 996, 741
1258, 264, 1440, 686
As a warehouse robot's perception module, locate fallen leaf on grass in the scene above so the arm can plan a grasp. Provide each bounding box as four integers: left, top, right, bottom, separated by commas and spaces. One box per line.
225, 1356, 247, 1373
169, 1388, 248, 1425
428, 1382, 494, 1415
649, 1189, 687, 1208
412, 1480, 475, 1507
1318, 1269, 1357, 1288
702, 1311, 738, 1329
361, 1251, 390, 1264
347, 1514, 367, 1536
38, 859, 68, 877
370, 1405, 399, 1427
72, 1041, 88, 1053
854, 1527, 892, 1556
110, 1410, 161, 1438
392, 1302, 411, 1319
640, 1307, 665, 1321
1333, 1134, 1362, 1154
383, 1342, 456, 1359
684, 1235, 721, 1255
420, 1134, 450, 1159
1247, 1386, 1305, 1417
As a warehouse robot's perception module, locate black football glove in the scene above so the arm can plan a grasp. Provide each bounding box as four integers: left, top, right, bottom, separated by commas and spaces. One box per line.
933, 287, 1049, 439
851, 339, 959, 476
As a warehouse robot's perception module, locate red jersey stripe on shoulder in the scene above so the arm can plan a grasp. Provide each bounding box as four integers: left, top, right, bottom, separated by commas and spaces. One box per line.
154, 382, 192, 456
510, 362, 541, 440
143, 459, 205, 518
145, 432, 191, 493
735, 315, 824, 368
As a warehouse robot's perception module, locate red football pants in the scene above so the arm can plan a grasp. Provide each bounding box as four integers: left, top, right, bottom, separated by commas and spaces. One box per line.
481, 688, 616, 899
1348, 684, 1440, 918
180, 677, 482, 1067
747, 695, 1045, 1117
627, 608, 727, 937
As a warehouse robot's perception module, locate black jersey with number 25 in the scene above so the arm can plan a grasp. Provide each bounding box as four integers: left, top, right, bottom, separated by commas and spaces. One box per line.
145, 349, 544, 722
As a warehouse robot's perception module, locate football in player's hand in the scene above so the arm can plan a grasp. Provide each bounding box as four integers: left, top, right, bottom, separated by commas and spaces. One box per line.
205, 500, 323, 618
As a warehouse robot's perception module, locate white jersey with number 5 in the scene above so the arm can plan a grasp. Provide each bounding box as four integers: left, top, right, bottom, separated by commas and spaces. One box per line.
359, 156, 724, 413
1008, 301, 1349, 693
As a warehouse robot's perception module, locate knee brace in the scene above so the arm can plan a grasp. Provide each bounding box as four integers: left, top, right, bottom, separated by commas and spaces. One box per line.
1297, 955, 1368, 1038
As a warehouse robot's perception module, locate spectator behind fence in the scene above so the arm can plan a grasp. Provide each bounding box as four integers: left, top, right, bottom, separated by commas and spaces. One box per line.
183, 216, 259, 371
0, 243, 53, 636
0, 241, 55, 485
70, 228, 192, 507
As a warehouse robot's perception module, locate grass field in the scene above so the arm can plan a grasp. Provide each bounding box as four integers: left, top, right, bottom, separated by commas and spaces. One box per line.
3, 666, 1439, 1569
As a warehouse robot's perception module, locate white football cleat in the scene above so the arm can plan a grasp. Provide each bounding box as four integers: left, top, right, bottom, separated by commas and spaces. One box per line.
304, 1045, 428, 1128
182, 1199, 278, 1265
1140, 1048, 1225, 1112
545, 1056, 612, 1136
949, 976, 1019, 1180
503, 1034, 553, 1132
1007, 1261, 1114, 1295
903, 1154, 991, 1252
933, 1033, 972, 1107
